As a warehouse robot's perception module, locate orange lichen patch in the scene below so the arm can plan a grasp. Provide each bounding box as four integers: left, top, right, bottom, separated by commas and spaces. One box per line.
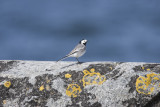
4, 81, 11, 88
66, 84, 82, 97
136, 73, 160, 95
65, 73, 72, 78
39, 85, 44, 91
82, 68, 106, 87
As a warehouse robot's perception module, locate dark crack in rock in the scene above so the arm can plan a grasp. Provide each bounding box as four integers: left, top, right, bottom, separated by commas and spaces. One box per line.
122, 98, 139, 107
112, 69, 124, 80
144, 92, 160, 107
90, 102, 102, 107
127, 75, 139, 93
66, 91, 97, 107
136, 93, 152, 107
0, 61, 17, 72
133, 64, 160, 72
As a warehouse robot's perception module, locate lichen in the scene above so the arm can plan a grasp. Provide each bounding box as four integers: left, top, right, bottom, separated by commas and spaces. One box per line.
82, 68, 106, 87
65, 73, 72, 78
4, 81, 11, 88
136, 73, 160, 95
66, 84, 82, 97
39, 85, 44, 91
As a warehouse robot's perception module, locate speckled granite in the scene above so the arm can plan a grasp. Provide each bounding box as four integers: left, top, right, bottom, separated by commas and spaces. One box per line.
0, 60, 160, 107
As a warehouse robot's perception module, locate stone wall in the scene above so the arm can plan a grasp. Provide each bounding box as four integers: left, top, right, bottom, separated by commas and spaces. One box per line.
0, 60, 160, 107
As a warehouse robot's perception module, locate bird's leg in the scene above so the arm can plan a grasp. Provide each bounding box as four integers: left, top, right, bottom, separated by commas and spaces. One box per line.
76, 58, 80, 63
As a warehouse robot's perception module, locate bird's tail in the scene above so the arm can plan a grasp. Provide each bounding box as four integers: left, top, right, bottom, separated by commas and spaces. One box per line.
57, 55, 69, 62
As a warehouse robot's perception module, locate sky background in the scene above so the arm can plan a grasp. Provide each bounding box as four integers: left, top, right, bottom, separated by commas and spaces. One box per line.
0, 0, 160, 62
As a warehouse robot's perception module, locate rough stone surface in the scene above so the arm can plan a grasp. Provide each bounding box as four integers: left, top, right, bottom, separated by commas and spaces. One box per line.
0, 60, 160, 107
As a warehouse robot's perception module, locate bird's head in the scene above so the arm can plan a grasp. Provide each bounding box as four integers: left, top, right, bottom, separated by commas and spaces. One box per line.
79, 39, 87, 45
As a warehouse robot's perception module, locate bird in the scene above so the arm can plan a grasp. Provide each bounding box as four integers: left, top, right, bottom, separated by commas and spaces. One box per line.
57, 39, 87, 63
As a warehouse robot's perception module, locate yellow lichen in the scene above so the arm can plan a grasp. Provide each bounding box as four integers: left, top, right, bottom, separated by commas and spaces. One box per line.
3, 100, 6, 104
66, 84, 82, 97
46, 80, 50, 83
46, 84, 50, 91
142, 66, 144, 70
4, 81, 11, 88
153, 77, 159, 80
39, 85, 44, 91
136, 73, 160, 95
83, 70, 90, 74
90, 68, 95, 72
65, 73, 72, 78
147, 68, 151, 71
150, 87, 154, 92
82, 68, 106, 87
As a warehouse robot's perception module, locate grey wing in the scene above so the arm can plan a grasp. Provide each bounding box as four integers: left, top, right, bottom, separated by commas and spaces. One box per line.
57, 44, 85, 62
67, 44, 85, 56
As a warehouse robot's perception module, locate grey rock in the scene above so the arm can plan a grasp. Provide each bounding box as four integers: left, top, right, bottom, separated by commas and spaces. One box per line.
0, 60, 160, 107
